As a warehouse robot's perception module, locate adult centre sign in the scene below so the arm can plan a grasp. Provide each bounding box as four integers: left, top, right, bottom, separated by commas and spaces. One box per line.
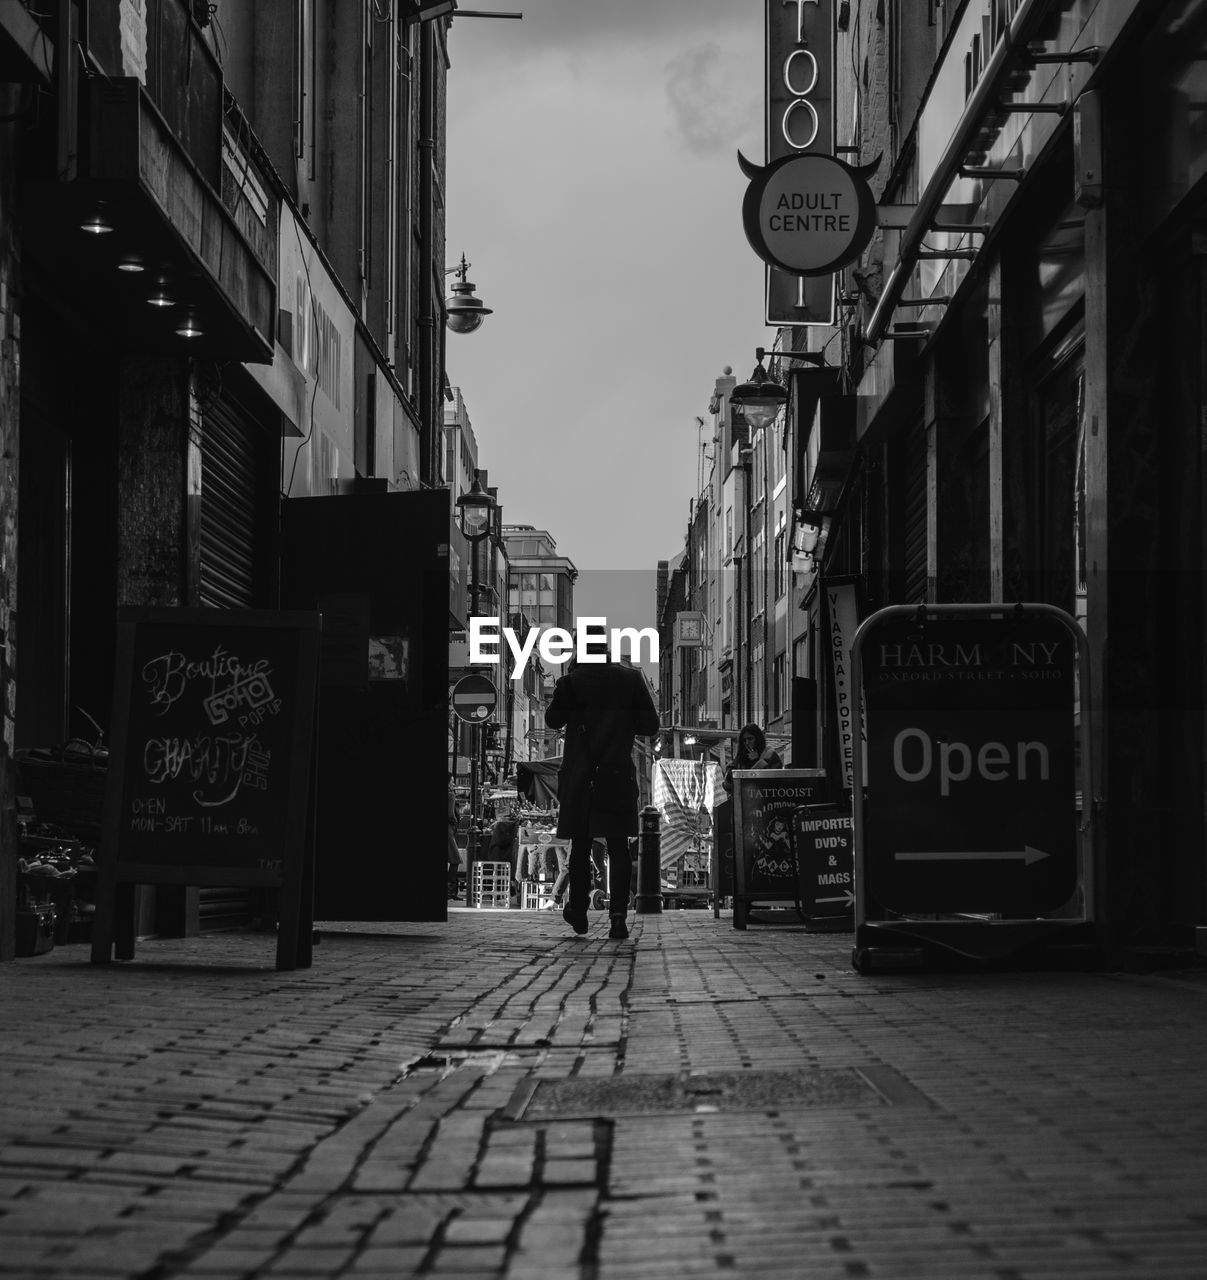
740, 151, 878, 277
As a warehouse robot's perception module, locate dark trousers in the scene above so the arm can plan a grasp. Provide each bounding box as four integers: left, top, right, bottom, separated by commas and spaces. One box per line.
568, 835, 631, 917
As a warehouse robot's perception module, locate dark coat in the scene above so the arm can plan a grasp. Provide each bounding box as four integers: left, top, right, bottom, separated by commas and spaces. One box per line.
545, 661, 660, 839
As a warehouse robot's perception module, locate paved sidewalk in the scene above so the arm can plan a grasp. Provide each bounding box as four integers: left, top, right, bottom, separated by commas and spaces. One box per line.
3, 908, 1207, 1279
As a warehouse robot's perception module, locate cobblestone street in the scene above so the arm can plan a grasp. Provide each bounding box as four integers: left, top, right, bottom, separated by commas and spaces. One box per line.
3, 910, 1207, 1278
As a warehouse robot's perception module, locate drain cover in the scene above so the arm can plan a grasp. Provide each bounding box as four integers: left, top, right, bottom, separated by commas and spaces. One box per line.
516, 1067, 886, 1119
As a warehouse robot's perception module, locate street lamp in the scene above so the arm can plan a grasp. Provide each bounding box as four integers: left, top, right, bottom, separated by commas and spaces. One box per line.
445, 254, 493, 335
456, 468, 496, 612
729, 346, 828, 431
456, 470, 497, 829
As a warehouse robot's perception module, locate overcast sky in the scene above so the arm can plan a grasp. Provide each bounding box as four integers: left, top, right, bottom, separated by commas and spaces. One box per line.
444, 0, 768, 634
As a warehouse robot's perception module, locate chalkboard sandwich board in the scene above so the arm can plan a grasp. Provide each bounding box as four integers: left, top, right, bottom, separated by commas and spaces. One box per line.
90, 608, 320, 971
730, 769, 827, 930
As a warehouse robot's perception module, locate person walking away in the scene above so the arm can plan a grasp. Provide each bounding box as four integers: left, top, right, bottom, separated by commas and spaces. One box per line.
545, 650, 660, 940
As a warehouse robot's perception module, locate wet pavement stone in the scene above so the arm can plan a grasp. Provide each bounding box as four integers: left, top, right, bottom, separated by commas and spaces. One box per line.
1, 910, 1207, 1277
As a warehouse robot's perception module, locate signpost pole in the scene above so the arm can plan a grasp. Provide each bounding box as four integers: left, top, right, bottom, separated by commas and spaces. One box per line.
470, 724, 480, 831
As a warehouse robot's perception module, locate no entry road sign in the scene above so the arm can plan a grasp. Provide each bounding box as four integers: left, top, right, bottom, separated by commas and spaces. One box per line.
452, 673, 497, 723
858, 607, 1080, 915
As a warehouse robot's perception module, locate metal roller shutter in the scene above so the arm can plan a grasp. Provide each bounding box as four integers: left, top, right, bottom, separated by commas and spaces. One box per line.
199, 388, 272, 611
198, 387, 274, 930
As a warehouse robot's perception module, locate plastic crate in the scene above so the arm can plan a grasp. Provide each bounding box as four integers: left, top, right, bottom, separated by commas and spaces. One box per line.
471, 861, 511, 909
521, 880, 556, 910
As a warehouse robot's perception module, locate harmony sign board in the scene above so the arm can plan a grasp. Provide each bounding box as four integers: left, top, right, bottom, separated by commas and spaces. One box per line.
91, 608, 320, 970
859, 608, 1079, 916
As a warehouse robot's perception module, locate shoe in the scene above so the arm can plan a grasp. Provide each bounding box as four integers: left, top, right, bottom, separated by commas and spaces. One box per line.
562, 904, 588, 935
609, 916, 629, 940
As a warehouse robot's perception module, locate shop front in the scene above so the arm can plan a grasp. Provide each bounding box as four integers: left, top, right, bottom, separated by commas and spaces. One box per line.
845, 0, 1207, 957
9, 16, 281, 950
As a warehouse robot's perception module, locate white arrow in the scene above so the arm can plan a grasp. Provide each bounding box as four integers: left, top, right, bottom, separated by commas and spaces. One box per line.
895, 846, 1051, 865
816, 890, 856, 907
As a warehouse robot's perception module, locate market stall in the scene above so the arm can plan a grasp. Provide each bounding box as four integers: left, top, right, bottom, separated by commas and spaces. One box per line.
516, 757, 560, 809
515, 810, 567, 909
651, 757, 725, 907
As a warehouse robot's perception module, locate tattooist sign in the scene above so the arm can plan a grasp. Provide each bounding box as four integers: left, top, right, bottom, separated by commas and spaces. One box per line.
860, 611, 1078, 915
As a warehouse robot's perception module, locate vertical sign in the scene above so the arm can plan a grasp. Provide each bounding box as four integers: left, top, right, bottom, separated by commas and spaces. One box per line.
767, 268, 836, 328
825, 578, 863, 792
767, 0, 834, 161
766, 0, 835, 326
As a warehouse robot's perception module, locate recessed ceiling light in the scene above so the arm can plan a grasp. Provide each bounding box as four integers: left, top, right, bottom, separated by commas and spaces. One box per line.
80, 210, 114, 234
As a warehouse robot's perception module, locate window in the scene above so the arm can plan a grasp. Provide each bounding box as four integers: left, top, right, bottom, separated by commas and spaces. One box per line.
772, 654, 786, 718
774, 526, 786, 600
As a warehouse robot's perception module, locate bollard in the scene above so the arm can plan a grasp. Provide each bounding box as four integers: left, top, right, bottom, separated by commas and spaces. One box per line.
636, 805, 663, 915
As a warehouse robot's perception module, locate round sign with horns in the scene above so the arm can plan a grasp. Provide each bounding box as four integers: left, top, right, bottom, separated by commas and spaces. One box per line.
739, 150, 879, 277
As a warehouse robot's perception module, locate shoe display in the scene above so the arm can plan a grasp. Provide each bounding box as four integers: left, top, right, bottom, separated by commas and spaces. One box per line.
609, 916, 629, 940
563, 904, 588, 935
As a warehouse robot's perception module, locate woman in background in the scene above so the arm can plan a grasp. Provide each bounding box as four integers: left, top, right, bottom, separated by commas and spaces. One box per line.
722, 723, 783, 794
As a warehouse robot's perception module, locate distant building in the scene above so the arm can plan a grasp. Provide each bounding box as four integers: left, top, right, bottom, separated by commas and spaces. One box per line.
503, 526, 577, 761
